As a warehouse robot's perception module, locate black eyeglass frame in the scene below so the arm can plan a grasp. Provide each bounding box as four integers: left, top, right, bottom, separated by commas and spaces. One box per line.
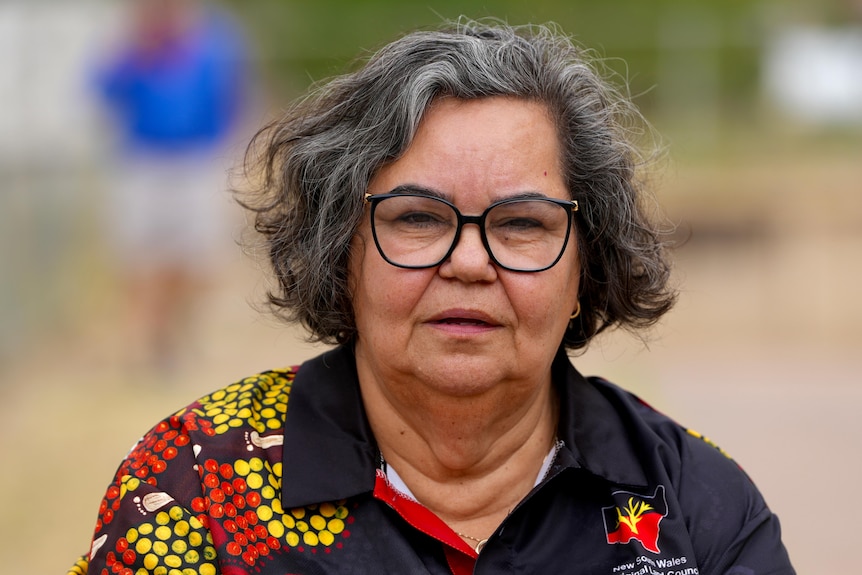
364, 192, 580, 273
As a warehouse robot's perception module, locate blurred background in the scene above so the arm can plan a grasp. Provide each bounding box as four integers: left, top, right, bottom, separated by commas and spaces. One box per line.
1, 0, 860, 572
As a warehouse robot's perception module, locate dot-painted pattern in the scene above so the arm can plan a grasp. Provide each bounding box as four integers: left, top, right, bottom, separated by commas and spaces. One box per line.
69, 368, 355, 575
102, 477, 219, 575
193, 374, 290, 435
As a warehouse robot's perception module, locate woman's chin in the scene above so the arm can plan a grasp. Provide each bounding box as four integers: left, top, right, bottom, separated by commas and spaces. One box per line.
413, 353, 515, 398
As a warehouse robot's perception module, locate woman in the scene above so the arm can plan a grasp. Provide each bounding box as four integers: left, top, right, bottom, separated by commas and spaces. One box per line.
70, 20, 795, 575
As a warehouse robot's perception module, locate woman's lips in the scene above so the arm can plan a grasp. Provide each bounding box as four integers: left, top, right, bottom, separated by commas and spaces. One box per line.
435, 318, 490, 326
426, 310, 501, 333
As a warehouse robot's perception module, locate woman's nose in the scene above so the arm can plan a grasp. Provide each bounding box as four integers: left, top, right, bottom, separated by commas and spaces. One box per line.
438, 224, 498, 282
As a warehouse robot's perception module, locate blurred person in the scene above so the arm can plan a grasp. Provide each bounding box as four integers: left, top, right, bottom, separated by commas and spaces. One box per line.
93, 0, 248, 371
70, 20, 795, 574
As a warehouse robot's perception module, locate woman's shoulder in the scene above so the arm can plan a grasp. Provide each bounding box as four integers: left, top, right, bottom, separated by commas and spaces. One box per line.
80, 368, 301, 574
110, 367, 299, 492
181, 367, 298, 436
585, 376, 779, 539
583, 377, 790, 567
565, 370, 793, 572
588, 376, 752, 477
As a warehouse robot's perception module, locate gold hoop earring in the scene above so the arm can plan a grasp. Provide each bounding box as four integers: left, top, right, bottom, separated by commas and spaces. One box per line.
570, 301, 581, 320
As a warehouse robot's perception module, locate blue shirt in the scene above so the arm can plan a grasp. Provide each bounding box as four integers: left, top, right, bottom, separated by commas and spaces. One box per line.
97, 9, 246, 153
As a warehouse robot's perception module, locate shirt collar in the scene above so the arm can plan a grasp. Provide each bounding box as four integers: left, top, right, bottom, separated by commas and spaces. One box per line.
281, 345, 647, 508
281, 345, 379, 508
551, 346, 649, 488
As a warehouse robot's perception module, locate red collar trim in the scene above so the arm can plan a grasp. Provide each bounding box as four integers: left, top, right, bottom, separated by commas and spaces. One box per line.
373, 469, 478, 573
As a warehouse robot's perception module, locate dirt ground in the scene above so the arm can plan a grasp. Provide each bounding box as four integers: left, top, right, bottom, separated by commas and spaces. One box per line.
1, 155, 860, 574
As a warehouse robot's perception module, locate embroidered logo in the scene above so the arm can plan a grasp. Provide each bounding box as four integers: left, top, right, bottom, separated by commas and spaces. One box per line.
602, 485, 667, 554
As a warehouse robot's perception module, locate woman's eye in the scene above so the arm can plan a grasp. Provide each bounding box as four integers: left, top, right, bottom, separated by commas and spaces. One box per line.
397, 211, 446, 226
498, 217, 543, 230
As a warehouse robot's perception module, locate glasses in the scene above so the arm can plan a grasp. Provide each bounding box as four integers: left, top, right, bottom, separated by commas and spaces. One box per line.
365, 192, 579, 272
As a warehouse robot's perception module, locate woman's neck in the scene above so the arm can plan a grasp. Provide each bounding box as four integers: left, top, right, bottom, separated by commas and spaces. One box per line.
356, 354, 559, 540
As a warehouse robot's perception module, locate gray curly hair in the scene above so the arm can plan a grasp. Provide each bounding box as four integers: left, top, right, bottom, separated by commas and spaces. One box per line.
240, 19, 676, 350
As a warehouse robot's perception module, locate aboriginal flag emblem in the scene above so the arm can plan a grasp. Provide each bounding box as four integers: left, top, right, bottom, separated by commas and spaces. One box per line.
602, 486, 668, 554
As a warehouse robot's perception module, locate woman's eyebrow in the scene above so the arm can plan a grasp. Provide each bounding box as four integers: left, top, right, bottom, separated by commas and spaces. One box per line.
489, 191, 549, 202
384, 184, 449, 200
383, 185, 557, 204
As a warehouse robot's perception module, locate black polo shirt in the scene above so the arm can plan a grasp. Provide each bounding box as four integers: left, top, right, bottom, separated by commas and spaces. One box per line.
280, 345, 795, 575
76, 344, 795, 575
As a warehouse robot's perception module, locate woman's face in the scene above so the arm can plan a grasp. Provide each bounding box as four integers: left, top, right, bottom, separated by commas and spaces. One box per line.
350, 97, 580, 396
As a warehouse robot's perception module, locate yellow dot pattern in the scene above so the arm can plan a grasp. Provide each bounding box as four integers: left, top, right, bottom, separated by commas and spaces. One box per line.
70, 368, 358, 575
116, 477, 217, 574
193, 373, 291, 435
279, 500, 350, 550
197, 454, 352, 561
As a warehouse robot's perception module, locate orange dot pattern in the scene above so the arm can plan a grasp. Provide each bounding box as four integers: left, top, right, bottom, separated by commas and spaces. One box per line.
95, 411, 211, 534
191, 456, 352, 569
73, 368, 355, 574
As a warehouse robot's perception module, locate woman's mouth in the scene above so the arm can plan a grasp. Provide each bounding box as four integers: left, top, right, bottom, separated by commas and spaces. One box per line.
427, 310, 500, 334
434, 318, 490, 326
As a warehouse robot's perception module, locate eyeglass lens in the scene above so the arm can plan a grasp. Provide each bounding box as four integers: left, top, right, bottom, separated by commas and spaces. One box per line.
371, 195, 572, 271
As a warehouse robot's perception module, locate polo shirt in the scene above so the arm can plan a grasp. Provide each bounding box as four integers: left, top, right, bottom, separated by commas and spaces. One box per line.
71, 344, 795, 575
